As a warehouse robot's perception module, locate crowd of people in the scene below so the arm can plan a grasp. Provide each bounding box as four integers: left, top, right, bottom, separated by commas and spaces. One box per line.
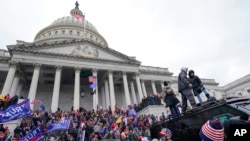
0, 67, 249, 141
0, 101, 172, 141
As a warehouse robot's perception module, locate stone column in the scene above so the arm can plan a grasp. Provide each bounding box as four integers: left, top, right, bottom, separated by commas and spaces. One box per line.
9, 72, 20, 96
130, 81, 137, 104
135, 72, 143, 101
73, 67, 81, 111
122, 71, 131, 106
1, 61, 17, 95
104, 79, 110, 109
160, 81, 165, 104
108, 70, 116, 112
28, 64, 41, 110
101, 86, 106, 109
16, 83, 23, 97
141, 80, 147, 97
151, 80, 157, 94
51, 66, 62, 113
92, 69, 98, 110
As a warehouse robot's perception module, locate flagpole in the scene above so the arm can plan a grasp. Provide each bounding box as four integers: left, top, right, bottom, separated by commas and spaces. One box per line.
83, 13, 86, 34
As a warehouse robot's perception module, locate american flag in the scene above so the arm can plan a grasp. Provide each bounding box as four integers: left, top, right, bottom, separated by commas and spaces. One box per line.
74, 14, 85, 20
88, 76, 97, 83
31, 99, 40, 105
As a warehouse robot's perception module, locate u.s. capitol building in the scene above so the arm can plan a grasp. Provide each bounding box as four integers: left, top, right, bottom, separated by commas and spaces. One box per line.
0, 2, 249, 113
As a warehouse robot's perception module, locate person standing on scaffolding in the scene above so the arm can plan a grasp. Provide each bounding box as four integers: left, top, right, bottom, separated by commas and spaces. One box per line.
188, 70, 213, 103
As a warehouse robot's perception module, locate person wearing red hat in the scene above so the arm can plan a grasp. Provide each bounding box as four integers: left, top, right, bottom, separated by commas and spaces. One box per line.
199, 119, 224, 141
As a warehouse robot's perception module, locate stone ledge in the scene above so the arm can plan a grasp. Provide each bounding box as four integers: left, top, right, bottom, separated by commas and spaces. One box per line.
137, 105, 166, 117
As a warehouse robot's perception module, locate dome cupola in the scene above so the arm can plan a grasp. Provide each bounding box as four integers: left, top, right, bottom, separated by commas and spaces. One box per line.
34, 1, 108, 47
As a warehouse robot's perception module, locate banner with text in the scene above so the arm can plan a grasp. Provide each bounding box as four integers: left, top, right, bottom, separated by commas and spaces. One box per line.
0, 99, 31, 123
45, 118, 71, 133
19, 126, 45, 141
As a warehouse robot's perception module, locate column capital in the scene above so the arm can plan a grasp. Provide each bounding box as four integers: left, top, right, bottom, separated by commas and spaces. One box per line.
34, 63, 41, 70
92, 68, 98, 74
122, 71, 127, 75
135, 72, 140, 76
108, 69, 113, 74
9, 61, 18, 69
74, 66, 81, 72
55, 65, 63, 71
92, 68, 98, 71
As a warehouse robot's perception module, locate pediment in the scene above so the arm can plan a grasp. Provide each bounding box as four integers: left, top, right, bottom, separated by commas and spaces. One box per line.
13, 41, 140, 64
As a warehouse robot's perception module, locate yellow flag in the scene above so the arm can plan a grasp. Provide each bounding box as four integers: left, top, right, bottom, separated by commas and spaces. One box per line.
116, 116, 122, 124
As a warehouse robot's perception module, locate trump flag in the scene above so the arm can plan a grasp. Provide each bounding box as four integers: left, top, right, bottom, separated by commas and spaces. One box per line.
0, 99, 31, 123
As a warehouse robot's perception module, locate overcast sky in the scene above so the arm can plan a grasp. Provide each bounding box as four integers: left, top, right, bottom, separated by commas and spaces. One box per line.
0, 0, 249, 86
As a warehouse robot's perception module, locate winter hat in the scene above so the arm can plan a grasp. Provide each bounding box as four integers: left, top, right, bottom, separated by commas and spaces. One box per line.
181, 67, 188, 72
159, 128, 172, 136
199, 120, 224, 141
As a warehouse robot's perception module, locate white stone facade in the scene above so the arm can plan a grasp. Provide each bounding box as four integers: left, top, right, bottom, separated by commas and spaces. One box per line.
0, 3, 249, 113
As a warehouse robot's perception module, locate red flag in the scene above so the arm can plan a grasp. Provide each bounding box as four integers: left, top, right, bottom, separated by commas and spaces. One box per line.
88, 76, 97, 83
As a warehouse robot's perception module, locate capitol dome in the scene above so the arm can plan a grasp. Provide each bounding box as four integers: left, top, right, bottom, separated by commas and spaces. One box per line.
34, 2, 108, 48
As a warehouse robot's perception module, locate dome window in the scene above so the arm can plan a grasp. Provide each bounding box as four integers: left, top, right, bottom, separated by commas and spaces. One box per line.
62, 30, 65, 35
70, 30, 73, 35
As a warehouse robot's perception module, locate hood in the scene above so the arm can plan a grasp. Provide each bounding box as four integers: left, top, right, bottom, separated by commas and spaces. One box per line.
181, 67, 188, 73
188, 70, 194, 78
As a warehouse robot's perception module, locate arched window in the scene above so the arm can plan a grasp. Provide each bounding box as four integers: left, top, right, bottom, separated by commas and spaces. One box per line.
69, 30, 73, 35
77, 31, 80, 36
62, 30, 65, 34
55, 31, 58, 35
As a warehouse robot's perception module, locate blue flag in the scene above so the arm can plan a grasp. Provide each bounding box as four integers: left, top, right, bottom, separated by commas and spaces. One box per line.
39, 103, 45, 112
128, 108, 137, 118
89, 83, 97, 89
19, 126, 45, 141
0, 99, 31, 123
45, 118, 71, 133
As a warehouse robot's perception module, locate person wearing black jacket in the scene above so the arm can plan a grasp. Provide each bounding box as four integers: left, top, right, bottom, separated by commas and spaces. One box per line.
163, 86, 180, 118
188, 70, 212, 103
